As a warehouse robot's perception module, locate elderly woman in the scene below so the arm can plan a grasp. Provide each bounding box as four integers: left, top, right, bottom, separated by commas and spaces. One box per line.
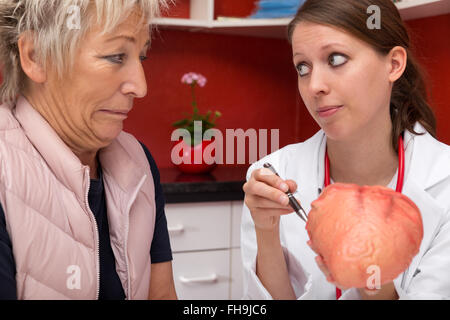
0, 0, 177, 300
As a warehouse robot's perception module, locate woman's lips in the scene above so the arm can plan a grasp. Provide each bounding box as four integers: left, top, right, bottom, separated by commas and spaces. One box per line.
99, 109, 130, 118
317, 105, 343, 118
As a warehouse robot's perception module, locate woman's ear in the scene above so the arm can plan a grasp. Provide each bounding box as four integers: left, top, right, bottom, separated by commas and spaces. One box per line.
387, 46, 407, 83
17, 31, 46, 83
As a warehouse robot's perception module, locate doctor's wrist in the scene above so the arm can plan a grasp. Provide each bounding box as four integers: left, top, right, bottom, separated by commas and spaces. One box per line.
255, 225, 282, 249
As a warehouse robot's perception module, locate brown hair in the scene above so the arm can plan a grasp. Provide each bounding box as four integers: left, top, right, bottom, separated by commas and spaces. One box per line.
288, 0, 436, 152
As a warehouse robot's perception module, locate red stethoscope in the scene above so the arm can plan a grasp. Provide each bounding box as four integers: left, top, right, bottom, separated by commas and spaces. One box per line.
324, 134, 405, 299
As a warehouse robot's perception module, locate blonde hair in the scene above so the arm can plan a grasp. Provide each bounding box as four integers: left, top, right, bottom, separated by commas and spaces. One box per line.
0, 0, 168, 104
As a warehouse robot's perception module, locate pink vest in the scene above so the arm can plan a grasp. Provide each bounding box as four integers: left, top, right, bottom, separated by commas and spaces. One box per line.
0, 96, 156, 299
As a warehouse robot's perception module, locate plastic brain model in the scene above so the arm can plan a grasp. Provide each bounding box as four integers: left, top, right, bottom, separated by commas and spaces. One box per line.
306, 183, 423, 289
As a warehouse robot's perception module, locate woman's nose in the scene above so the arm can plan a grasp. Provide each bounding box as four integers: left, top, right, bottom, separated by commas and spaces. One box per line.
308, 68, 330, 97
121, 59, 148, 98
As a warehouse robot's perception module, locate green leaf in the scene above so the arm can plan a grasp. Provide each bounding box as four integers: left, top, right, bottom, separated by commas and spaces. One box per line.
205, 110, 212, 121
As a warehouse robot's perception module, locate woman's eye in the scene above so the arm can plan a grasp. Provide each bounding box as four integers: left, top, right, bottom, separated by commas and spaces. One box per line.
105, 54, 126, 64
296, 53, 347, 77
329, 53, 348, 67
105, 54, 147, 64
296, 63, 311, 77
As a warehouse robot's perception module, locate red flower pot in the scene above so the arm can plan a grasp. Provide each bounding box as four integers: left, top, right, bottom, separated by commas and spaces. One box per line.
172, 139, 217, 174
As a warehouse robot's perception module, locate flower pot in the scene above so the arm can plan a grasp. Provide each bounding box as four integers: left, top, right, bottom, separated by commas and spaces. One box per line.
173, 139, 217, 174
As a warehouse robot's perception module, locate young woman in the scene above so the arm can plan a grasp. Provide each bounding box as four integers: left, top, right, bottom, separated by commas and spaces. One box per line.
241, 0, 450, 300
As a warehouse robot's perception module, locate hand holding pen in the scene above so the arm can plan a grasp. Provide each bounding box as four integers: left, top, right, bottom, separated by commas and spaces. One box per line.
263, 163, 308, 222
243, 162, 306, 232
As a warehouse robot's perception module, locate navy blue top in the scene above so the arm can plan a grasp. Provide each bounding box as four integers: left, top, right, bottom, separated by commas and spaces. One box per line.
0, 143, 172, 300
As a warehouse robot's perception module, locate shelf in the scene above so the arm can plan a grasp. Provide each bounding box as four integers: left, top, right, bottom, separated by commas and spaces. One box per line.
397, 0, 450, 20
154, 17, 291, 38
154, 0, 450, 38
154, 17, 292, 28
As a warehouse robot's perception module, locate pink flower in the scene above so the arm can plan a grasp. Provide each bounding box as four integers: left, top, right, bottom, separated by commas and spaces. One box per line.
197, 77, 207, 87
181, 72, 207, 87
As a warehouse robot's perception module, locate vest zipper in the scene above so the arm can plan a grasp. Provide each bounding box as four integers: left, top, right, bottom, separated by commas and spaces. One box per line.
123, 203, 131, 300
84, 169, 100, 300
123, 174, 148, 300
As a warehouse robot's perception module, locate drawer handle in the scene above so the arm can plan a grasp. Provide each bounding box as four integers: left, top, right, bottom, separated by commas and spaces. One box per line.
168, 224, 185, 234
179, 273, 218, 284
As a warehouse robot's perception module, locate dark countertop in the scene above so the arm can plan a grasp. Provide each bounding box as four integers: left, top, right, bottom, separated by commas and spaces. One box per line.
160, 165, 249, 203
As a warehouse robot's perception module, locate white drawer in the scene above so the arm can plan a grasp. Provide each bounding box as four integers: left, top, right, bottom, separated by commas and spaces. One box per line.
172, 249, 230, 300
231, 201, 243, 248
165, 201, 231, 252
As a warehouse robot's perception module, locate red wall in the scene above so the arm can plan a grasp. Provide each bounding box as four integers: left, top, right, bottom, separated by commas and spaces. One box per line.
405, 14, 450, 141
162, 0, 258, 19
162, 0, 259, 19
130, 12, 450, 168
1, 8, 449, 169
126, 30, 298, 168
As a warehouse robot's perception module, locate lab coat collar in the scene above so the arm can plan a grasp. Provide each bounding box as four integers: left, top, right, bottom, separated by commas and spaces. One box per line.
406, 122, 450, 191
309, 122, 450, 193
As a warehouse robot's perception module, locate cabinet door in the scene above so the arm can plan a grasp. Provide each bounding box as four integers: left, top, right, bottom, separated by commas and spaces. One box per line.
165, 201, 231, 252
172, 249, 230, 300
230, 248, 244, 300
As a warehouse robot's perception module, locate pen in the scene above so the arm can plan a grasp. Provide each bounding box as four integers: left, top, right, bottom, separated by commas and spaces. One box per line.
263, 163, 308, 223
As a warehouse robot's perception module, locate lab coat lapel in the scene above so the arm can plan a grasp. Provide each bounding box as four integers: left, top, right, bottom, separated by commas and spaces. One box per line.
279, 131, 323, 238
290, 130, 325, 215
407, 123, 450, 191
399, 124, 450, 289
280, 131, 325, 276
399, 177, 446, 289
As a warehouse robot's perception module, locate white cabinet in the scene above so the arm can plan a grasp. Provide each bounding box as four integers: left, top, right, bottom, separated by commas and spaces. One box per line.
230, 247, 244, 300
166, 201, 231, 252
231, 200, 243, 248
172, 249, 230, 300
230, 201, 244, 299
155, 0, 450, 38
166, 200, 244, 300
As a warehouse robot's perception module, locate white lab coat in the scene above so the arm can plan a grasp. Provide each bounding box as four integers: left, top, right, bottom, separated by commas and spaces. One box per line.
241, 122, 450, 300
